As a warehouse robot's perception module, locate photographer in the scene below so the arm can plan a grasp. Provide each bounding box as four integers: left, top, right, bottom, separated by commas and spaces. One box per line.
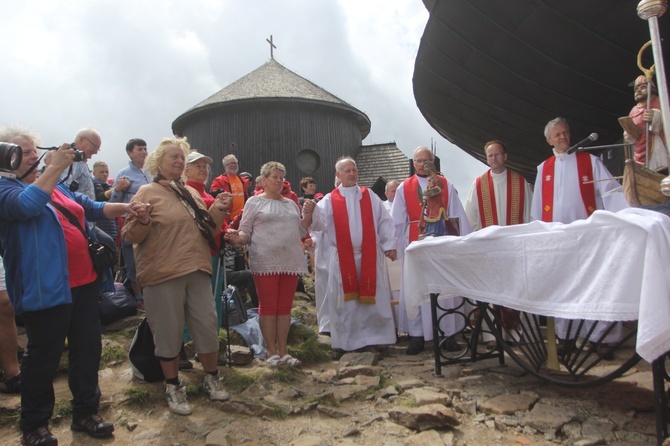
0, 125, 148, 445
59, 128, 101, 199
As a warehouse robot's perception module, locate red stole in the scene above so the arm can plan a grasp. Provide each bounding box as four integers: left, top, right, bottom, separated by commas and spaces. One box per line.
403, 175, 449, 242
331, 187, 377, 304
541, 152, 596, 222
475, 170, 525, 227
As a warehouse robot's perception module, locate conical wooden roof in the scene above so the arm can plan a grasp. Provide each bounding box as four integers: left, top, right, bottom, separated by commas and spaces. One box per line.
173, 58, 370, 138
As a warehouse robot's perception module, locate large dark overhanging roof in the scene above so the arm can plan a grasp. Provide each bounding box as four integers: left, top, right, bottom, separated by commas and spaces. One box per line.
413, 0, 669, 182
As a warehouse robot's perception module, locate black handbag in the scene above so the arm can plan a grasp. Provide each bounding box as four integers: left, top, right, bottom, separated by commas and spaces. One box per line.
129, 318, 164, 382
50, 200, 116, 275
222, 285, 248, 328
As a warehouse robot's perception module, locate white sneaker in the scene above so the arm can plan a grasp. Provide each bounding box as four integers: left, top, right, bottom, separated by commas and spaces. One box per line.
203, 373, 230, 401
166, 383, 192, 415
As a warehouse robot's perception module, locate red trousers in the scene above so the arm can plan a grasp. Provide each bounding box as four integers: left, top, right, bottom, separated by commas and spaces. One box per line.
253, 274, 298, 316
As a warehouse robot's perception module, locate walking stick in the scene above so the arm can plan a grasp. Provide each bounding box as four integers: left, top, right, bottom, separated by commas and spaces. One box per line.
216, 231, 233, 367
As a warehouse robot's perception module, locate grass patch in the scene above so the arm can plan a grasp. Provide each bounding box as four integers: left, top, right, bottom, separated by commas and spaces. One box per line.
395, 396, 417, 408
0, 408, 20, 426
378, 372, 394, 390
100, 343, 126, 364
53, 400, 72, 419
263, 366, 300, 384
218, 328, 246, 347
305, 394, 339, 407
222, 370, 260, 393
291, 307, 305, 321
123, 387, 154, 406
185, 382, 204, 397
286, 322, 316, 344
265, 403, 289, 419
288, 336, 331, 365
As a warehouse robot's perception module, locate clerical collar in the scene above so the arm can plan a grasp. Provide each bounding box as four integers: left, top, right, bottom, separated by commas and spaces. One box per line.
490, 169, 507, 178
416, 173, 429, 178
552, 149, 569, 159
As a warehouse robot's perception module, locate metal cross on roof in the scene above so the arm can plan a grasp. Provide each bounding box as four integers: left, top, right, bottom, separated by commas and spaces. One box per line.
266, 35, 277, 59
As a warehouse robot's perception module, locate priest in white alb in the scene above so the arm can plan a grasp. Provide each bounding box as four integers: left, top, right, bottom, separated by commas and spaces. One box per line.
391, 146, 471, 355
530, 117, 629, 353
465, 140, 532, 231
465, 140, 533, 342
310, 157, 398, 352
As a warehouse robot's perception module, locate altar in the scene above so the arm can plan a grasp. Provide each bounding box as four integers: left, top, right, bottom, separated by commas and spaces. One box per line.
402, 208, 670, 363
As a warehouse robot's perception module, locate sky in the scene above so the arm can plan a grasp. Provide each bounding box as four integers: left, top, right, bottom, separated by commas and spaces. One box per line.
1, 0, 486, 195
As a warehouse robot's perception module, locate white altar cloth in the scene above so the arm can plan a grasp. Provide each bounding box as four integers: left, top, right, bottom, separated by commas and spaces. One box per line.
403, 208, 670, 362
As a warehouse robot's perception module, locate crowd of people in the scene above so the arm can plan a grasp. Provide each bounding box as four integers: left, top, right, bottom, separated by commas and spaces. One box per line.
0, 75, 660, 444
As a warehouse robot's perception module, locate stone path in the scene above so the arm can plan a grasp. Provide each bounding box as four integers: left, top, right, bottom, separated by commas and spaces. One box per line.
0, 331, 663, 445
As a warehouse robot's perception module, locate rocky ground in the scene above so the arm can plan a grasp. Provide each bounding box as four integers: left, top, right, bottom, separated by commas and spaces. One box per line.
0, 293, 664, 446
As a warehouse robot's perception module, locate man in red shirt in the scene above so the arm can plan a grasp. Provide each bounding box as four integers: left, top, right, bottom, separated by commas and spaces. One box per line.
211, 155, 249, 222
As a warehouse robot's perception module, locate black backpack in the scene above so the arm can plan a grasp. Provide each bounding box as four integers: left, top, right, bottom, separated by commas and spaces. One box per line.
222, 285, 248, 328
128, 318, 164, 382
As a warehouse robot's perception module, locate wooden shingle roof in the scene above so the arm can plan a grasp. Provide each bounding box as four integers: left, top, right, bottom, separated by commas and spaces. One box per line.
173, 58, 370, 138
356, 143, 410, 188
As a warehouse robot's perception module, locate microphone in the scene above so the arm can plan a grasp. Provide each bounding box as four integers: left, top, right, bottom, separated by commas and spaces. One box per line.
567, 133, 598, 154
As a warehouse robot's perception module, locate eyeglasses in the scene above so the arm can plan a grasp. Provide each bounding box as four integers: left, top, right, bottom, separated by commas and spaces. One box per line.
413, 159, 431, 164
224, 162, 238, 167
82, 136, 100, 151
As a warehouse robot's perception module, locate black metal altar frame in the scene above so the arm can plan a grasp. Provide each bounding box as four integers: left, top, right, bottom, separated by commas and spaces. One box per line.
428, 293, 670, 445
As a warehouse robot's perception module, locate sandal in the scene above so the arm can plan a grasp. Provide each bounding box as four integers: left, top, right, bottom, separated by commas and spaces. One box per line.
266, 354, 282, 366
279, 354, 302, 367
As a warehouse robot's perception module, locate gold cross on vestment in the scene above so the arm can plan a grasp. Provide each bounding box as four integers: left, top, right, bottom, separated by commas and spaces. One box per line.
266, 35, 277, 59
345, 273, 355, 286
364, 278, 373, 289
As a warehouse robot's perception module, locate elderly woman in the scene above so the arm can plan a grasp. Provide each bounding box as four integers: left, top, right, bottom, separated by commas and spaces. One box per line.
227, 161, 314, 366
0, 125, 148, 445
123, 138, 232, 416
182, 151, 232, 365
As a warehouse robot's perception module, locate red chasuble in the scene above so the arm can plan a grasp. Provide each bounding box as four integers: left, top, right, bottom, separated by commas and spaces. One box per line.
331, 187, 377, 304
402, 175, 449, 242
541, 152, 596, 222
475, 169, 526, 227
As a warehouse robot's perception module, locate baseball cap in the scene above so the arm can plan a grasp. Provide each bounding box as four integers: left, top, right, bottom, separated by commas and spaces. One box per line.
186, 151, 213, 165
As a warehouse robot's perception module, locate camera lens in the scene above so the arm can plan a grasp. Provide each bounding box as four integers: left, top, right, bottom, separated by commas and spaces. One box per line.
0, 143, 23, 171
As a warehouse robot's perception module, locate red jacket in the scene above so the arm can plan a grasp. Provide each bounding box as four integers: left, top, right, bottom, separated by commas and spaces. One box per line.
210, 174, 250, 199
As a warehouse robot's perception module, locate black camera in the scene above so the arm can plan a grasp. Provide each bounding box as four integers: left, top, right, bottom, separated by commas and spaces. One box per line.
37, 143, 86, 162
0, 142, 23, 171
69, 143, 87, 162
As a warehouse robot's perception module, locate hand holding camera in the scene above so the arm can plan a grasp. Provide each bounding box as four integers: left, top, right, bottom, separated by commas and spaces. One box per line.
49, 144, 77, 170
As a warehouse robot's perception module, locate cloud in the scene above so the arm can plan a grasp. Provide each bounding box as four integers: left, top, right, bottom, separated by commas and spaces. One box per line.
0, 0, 484, 195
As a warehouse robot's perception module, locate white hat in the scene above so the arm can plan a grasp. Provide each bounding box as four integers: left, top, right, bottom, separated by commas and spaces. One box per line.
186, 151, 213, 165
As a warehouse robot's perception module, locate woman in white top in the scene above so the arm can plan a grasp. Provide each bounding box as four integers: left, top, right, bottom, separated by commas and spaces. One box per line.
228, 161, 315, 366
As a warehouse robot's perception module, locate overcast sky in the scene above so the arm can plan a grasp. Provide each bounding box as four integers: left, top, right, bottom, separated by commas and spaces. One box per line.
1, 0, 486, 195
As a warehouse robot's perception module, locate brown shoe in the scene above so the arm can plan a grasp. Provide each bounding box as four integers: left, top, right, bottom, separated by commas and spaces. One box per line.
70, 414, 114, 438
22, 426, 57, 446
